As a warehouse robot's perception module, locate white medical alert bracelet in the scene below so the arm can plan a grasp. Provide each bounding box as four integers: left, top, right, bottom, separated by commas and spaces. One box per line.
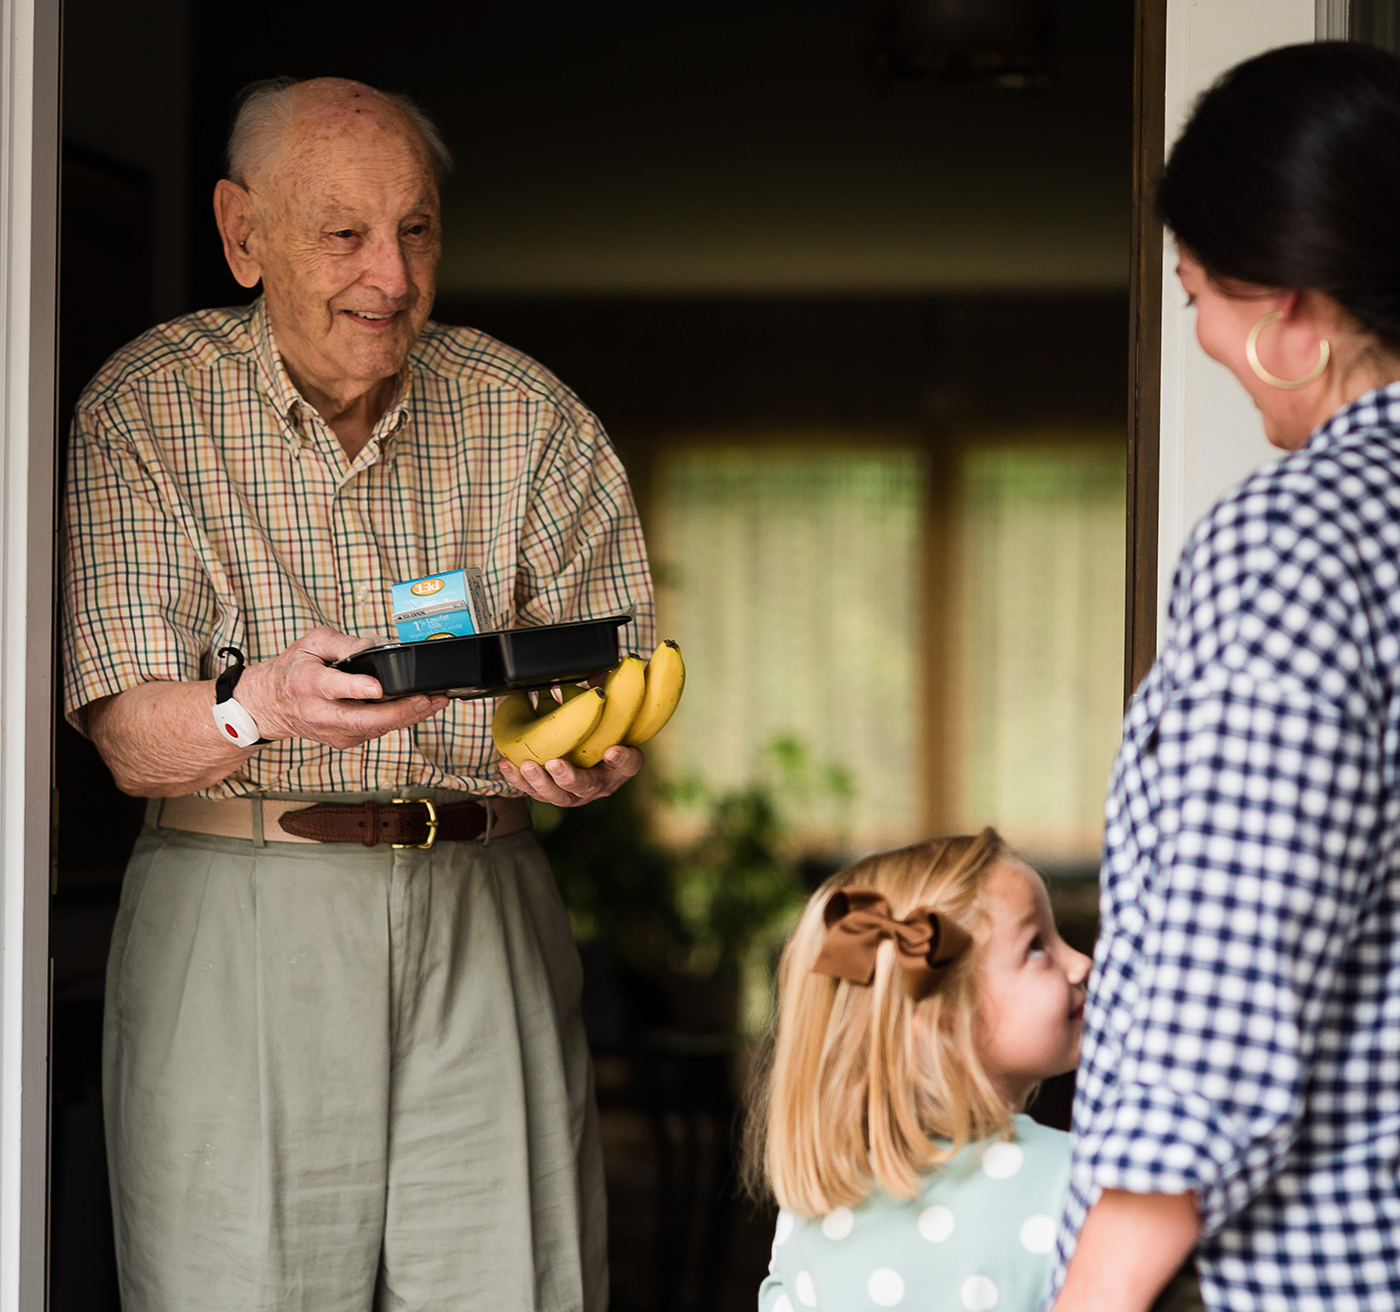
212, 646, 270, 748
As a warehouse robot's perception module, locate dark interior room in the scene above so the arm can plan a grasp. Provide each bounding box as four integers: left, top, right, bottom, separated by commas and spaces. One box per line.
52, 2, 1131, 1307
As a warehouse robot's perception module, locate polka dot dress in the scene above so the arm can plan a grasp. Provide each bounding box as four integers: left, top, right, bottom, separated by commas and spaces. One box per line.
759, 1115, 1070, 1312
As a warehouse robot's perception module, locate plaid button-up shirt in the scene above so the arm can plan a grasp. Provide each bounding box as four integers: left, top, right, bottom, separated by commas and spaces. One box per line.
61, 299, 653, 798
1051, 385, 1400, 1310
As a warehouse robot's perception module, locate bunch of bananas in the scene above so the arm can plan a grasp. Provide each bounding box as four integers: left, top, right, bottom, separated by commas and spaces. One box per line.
491, 640, 685, 768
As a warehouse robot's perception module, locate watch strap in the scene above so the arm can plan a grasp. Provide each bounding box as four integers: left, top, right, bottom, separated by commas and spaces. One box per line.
213, 646, 270, 746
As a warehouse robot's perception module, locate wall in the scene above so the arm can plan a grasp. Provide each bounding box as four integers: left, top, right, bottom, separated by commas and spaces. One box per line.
1155, 0, 1317, 628
186, 0, 1131, 308
62, 0, 188, 321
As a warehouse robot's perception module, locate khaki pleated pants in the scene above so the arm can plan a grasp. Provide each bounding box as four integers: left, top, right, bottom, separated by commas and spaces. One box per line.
103, 805, 607, 1312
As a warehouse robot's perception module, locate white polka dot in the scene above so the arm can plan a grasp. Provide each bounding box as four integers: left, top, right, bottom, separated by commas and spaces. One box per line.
867, 1268, 905, 1307
820, 1206, 855, 1240
917, 1204, 955, 1243
774, 1211, 795, 1245
960, 1275, 1000, 1311
1019, 1214, 1056, 1254
795, 1271, 818, 1307
773, 1298, 793, 1312
980, 1141, 1024, 1180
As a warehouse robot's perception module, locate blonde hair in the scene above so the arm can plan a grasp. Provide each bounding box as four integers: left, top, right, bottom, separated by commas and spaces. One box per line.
745, 829, 1013, 1217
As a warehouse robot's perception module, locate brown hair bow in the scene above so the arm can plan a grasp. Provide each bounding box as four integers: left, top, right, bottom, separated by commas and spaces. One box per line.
812, 888, 972, 1000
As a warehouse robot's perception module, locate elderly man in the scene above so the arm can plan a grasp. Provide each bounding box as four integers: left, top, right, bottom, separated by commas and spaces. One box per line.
61, 77, 650, 1311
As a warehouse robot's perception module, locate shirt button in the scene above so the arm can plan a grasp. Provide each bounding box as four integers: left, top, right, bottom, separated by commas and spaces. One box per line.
355, 583, 374, 605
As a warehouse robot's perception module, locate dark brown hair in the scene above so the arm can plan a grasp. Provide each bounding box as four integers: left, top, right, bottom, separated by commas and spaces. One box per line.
1159, 42, 1400, 348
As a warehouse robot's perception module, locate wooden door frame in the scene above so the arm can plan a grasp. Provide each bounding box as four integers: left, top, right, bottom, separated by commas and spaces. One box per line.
1127, 0, 1327, 698
1125, 0, 1168, 699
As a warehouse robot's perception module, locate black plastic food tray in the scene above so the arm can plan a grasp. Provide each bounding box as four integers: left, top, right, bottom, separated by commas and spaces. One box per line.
336, 615, 632, 700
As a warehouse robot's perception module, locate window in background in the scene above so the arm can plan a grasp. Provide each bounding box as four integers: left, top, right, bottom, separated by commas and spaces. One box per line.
949, 439, 1126, 866
652, 442, 928, 854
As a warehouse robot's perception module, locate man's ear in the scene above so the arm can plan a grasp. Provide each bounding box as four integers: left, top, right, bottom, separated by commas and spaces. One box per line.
213, 180, 263, 290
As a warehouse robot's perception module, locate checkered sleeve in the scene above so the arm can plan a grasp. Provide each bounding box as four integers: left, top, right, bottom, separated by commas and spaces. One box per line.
61, 399, 217, 731
1073, 503, 1387, 1236
514, 400, 655, 652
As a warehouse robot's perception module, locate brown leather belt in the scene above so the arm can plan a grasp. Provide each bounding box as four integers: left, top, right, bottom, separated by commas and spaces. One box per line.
157, 795, 532, 848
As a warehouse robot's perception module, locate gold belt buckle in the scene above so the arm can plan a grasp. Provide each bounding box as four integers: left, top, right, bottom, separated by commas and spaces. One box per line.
391, 797, 438, 850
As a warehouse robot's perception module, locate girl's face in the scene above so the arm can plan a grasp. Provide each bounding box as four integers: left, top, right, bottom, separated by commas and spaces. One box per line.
973, 858, 1091, 1107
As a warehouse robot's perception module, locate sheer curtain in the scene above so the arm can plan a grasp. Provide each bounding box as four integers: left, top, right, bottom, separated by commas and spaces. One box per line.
650, 436, 1126, 865
951, 441, 1126, 863
652, 443, 927, 852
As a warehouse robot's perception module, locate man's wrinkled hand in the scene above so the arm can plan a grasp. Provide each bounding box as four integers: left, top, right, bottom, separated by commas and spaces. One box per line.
235, 626, 449, 749
498, 744, 643, 807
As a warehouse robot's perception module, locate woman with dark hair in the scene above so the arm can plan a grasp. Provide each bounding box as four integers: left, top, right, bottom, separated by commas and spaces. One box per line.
1049, 42, 1400, 1312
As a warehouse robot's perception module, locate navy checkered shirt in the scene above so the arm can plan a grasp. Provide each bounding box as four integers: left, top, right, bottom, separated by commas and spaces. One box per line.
1050, 385, 1400, 1311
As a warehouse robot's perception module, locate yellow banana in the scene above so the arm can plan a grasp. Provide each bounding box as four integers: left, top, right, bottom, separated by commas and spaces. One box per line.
492, 687, 606, 767
623, 640, 685, 746
567, 654, 648, 767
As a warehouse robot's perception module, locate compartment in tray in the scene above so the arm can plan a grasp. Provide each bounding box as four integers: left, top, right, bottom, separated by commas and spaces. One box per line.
495, 616, 632, 685
336, 632, 496, 700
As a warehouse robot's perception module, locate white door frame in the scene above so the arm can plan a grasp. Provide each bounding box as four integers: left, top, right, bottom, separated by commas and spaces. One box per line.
1318, 0, 1350, 40
1154, 0, 1322, 632
0, 0, 59, 1306
0, 0, 1361, 1306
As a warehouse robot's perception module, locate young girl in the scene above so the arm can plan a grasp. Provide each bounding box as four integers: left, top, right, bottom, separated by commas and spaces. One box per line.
749, 829, 1090, 1312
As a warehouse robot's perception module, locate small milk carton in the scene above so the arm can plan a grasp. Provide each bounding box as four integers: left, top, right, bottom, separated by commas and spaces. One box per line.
390, 569, 490, 642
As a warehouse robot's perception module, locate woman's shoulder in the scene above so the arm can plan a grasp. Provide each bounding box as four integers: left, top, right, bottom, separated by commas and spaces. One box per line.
1163, 417, 1400, 704
1192, 412, 1400, 555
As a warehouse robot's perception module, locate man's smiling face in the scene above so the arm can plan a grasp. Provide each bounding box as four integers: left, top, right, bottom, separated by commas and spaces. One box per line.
245, 86, 441, 399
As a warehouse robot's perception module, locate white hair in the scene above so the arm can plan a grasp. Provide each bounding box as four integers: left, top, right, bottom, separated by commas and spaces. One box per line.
225, 76, 453, 187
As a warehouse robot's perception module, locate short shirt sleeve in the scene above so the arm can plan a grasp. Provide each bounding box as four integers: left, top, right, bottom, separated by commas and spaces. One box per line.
62, 399, 218, 730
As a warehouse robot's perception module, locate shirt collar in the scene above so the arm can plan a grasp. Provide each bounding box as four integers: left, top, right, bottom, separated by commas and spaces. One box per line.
1306, 380, 1400, 453
376, 370, 412, 444
249, 298, 305, 438
249, 296, 414, 453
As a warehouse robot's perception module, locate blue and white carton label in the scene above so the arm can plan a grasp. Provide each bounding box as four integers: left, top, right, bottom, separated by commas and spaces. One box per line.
390, 569, 489, 642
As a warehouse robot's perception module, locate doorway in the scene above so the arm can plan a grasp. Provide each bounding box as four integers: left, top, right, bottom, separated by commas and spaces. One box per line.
49, 2, 1132, 1309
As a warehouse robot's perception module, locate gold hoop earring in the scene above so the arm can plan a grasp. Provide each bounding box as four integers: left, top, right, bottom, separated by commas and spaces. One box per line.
1246, 310, 1330, 390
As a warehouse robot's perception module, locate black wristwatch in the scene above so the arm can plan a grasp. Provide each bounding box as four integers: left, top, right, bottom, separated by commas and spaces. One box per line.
211, 646, 270, 747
